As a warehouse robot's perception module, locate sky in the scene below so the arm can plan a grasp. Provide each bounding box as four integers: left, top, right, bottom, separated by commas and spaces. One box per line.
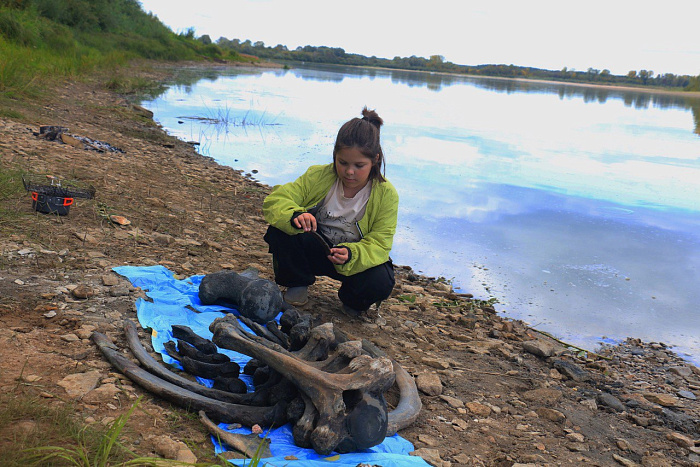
138, 0, 700, 77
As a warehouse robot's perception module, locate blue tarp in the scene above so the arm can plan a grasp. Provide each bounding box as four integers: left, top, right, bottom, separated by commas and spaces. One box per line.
113, 265, 428, 467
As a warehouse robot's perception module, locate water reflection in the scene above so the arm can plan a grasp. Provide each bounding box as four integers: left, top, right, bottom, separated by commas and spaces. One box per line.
141, 64, 700, 364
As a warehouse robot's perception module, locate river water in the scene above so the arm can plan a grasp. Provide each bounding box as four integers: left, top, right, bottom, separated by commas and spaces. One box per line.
140, 64, 700, 364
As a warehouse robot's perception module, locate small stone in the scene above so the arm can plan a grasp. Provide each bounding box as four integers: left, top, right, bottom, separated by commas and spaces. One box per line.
522, 388, 562, 404
466, 401, 492, 418
422, 357, 450, 370
152, 435, 197, 463
151, 232, 173, 245
616, 438, 632, 451
57, 370, 102, 398
14, 279, 25, 285
668, 366, 692, 378
580, 398, 598, 411
416, 373, 443, 396
61, 333, 80, 342
44, 310, 57, 318
101, 274, 119, 286
566, 432, 585, 443
522, 339, 554, 358
439, 395, 465, 408
451, 418, 468, 430
677, 390, 696, 400
612, 453, 637, 466
417, 434, 440, 447
597, 392, 626, 412
552, 359, 590, 381
71, 285, 95, 299
666, 432, 694, 449
109, 286, 130, 297
73, 231, 98, 244
643, 392, 681, 407
410, 448, 447, 467
535, 407, 566, 423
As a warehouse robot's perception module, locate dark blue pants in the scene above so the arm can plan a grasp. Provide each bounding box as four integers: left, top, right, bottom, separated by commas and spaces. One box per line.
263, 226, 395, 311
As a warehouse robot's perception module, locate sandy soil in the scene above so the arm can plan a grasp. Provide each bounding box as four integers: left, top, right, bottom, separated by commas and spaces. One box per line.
0, 62, 699, 466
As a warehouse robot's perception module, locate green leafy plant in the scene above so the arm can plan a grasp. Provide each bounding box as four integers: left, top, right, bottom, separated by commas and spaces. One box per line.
397, 294, 416, 303
20, 396, 178, 466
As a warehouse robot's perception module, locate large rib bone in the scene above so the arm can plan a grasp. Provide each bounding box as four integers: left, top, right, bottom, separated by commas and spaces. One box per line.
92, 331, 287, 427
210, 315, 395, 455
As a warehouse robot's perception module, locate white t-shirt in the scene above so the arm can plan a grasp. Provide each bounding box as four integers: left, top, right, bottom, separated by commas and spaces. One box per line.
316, 179, 372, 246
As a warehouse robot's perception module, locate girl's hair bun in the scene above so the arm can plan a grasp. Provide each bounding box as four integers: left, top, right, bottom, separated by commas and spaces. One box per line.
361, 107, 383, 129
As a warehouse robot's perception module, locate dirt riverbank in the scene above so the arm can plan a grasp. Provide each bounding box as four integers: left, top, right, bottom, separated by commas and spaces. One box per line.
0, 61, 699, 466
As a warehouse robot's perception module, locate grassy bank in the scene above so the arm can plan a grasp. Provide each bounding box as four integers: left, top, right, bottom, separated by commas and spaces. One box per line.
0, 0, 247, 99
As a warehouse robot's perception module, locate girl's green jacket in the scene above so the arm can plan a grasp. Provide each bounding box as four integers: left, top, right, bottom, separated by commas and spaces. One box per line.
262, 163, 399, 276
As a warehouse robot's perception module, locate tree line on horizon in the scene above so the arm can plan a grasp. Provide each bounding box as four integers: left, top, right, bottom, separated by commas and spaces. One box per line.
212, 36, 700, 92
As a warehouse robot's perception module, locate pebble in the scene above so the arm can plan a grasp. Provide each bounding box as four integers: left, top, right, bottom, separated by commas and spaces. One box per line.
677, 390, 696, 400
597, 392, 626, 412
109, 286, 130, 297
71, 285, 95, 299
535, 407, 566, 423
61, 333, 80, 342
416, 373, 443, 396
551, 359, 590, 382
439, 395, 465, 408
612, 453, 637, 466
101, 274, 119, 286
666, 432, 694, 449
643, 392, 681, 407
466, 401, 492, 418
522, 339, 554, 358
152, 435, 197, 463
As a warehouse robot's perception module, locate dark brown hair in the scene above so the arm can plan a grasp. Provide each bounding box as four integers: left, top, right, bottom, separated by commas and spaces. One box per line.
333, 107, 386, 182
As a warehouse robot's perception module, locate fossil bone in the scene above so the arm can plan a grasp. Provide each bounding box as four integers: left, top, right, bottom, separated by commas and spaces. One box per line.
198, 269, 283, 324
210, 315, 395, 454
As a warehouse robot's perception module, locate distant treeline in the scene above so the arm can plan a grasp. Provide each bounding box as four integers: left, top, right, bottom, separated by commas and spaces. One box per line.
213, 37, 700, 92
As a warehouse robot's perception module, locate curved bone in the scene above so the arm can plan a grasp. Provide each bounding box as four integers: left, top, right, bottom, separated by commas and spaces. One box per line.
238, 316, 286, 347
198, 411, 272, 459
123, 320, 250, 404
265, 320, 290, 349
171, 324, 218, 354
93, 331, 287, 427
180, 356, 240, 380
386, 360, 422, 436
213, 376, 248, 394
360, 339, 422, 436
211, 316, 395, 454
175, 340, 231, 364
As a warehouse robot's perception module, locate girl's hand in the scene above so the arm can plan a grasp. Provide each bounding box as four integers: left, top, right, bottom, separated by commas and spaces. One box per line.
328, 247, 349, 265
293, 212, 317, 232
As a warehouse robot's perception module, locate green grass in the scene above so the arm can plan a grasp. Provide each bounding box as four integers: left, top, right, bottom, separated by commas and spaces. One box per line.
0, 164, 27, 226
0, 1, 239, 98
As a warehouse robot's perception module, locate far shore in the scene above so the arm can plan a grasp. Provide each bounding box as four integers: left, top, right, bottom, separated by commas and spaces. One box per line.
266, 59, 700, 99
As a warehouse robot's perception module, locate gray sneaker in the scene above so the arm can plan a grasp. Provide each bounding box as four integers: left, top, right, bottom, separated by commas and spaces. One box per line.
284, 286, 308, 306
340, 303, 364, 318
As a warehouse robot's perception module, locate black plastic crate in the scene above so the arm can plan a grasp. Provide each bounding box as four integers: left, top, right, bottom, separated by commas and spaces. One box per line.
31, 192, 74, 216
22, 174, 95, 215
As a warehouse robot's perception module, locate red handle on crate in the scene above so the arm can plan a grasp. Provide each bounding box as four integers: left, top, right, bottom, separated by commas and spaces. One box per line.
31, 192, 38, 201
63, 198, 74, 206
